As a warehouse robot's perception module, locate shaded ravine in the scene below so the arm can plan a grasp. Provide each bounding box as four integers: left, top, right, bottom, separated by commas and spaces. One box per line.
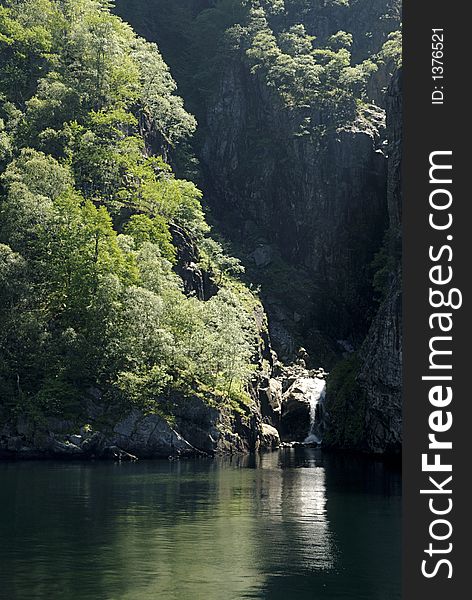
114, 0, 403, 455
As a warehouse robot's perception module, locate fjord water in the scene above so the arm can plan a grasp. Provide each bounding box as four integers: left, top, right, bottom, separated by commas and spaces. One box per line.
0, 450, 400, 600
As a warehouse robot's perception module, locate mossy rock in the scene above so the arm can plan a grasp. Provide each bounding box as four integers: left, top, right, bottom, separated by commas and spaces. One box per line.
324, 354, 367, 450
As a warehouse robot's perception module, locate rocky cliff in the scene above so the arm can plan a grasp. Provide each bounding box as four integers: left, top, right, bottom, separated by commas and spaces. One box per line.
115, 0, 400, 365
356, 68, 402, 454
324, 69, 402, 454
200, 65, 388, 358
113, 0, 403, 455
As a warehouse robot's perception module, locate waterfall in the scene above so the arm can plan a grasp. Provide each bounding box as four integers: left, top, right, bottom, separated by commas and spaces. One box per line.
303, 378, 326, 444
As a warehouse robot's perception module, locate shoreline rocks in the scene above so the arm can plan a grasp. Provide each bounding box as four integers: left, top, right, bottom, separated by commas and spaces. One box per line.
260, 423, 281, 450
0, 360, 331, 461
258, 363, 329, 443
0, 393, 265, 461
0, 409, 203, 461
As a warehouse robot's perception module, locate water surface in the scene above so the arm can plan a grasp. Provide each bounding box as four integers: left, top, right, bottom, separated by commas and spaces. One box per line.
0, 449, 400, 599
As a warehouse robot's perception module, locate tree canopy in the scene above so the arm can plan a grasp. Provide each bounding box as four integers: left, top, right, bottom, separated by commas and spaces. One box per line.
0, 0, 260, 420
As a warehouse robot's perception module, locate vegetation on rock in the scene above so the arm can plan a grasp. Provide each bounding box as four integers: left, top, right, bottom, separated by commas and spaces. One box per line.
324, 354, 366, 449
0, 0, 402, 455
0, 0, 260, 422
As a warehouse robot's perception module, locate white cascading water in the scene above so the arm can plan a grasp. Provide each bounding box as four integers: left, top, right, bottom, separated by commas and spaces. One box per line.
303, 378, 327, 444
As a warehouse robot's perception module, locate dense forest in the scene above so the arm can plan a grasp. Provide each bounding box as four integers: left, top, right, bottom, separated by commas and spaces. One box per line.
0, 0, 402, 457
0, 0, 261, 421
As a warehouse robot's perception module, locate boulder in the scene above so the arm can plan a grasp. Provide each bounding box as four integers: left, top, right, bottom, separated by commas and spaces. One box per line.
51, 440, 83, 456
259, 377, 282, 426
111, 410, 199, 458
268, 379, 283, 411
280, 376, 326, 442
280, 380, 311, 442
260, 424, 280, 451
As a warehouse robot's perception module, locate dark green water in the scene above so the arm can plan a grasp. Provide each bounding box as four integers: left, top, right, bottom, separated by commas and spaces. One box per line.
0, 449, 400, 600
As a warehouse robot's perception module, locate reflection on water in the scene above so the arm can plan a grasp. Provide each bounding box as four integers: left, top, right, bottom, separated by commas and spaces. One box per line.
0, 449, 400, 600
256, 452, 333, 573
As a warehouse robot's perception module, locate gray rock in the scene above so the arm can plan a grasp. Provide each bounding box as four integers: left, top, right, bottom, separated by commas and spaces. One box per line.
81, 432, 108, 456
268, 378, 282, 411
260, 424, 280, 451
250, 245, 273, 268
51, 440, 83, 456
280, 375, 326, 442
112, 410, 198, 458
355, 71, 402, 455
259, 377, 282, 427
7, 436, 24, 452
169, 223, 217, 301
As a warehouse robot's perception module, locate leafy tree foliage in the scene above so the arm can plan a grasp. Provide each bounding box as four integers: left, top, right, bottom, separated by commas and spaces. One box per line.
0, 0, 258, 419
229, 2, 379, 128
136, 0, 400, 136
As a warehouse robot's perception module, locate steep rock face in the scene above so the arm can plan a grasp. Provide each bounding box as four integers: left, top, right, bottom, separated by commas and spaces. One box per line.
113, 1, 402, 453
357, 274, 401, 453
114, 0, 397, 359
356, 68, 402, 454
324, 69, 402, 454
202, 61, 388, 352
